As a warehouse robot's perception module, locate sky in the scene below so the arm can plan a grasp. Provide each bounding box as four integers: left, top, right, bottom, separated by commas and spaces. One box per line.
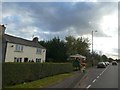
1, 0, 119, 59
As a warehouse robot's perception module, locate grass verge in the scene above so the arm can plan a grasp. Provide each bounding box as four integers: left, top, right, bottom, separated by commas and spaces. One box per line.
5, 73, 73, 88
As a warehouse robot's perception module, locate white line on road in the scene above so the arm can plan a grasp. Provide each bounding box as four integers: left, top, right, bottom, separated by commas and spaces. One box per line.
86, 66, 109, 89
97, 76, 99, 78
101, 66, 108, 74
92, 79, 96, 83
99, 66, 108, 76
86, 85, 91, 89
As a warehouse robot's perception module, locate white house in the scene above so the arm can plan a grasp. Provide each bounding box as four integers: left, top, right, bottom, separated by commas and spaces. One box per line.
1, 25, 46, 63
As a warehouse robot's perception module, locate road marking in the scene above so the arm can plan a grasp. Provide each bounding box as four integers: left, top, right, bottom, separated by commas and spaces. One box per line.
86, 66, 110, 89
92, 79, 96, 83
87, 66, 109, 89
97, 76, 99, 78
101, 67, 108, 74
99, 66, 108, 76
86, 85, 91, 89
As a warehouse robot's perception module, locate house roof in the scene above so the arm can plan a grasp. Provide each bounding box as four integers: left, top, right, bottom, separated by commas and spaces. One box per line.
3, 34, 45, 49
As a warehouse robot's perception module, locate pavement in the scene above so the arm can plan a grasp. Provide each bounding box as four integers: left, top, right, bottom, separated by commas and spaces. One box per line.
46, 67, 94, 88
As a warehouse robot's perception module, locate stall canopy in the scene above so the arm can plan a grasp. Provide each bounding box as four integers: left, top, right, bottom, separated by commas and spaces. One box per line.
70, 54, 86, 60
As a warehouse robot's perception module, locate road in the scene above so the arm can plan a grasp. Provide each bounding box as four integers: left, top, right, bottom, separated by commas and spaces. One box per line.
0, 73, 1, 90
75, 62, 118, 89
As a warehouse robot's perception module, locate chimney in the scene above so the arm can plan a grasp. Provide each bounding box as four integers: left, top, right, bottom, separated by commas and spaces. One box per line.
33, 37, 38, 43
0, 24, 6, 35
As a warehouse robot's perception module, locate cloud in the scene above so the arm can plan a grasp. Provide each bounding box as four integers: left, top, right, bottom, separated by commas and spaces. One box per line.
1, 2, 118, 59
2, 0, 119, 2
2, 2, 117, 40
0, 2, 2, 23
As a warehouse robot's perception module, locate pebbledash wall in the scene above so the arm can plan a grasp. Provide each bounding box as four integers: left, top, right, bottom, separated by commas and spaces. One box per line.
5, 42, 46, 63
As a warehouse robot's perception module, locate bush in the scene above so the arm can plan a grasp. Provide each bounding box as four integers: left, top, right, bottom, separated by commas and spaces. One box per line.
2, 63, 73, 87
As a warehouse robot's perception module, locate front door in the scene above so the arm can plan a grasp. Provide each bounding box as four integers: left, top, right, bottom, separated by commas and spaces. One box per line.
24, 58, 28, 62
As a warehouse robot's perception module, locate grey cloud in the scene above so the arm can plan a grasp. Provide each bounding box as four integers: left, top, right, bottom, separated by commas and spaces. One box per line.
2, 0, 119, 2
35, 30, 69, 41
0, 3, 2, 23
2, 2, 117, 40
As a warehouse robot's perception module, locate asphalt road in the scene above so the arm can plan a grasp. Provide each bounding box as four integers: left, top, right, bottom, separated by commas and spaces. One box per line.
90, 63, 118, 88
75, 63, 118, 89
0, 75, 1, 90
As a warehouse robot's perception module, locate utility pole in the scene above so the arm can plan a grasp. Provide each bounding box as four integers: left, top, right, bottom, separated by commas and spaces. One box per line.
91, 30, 97, 66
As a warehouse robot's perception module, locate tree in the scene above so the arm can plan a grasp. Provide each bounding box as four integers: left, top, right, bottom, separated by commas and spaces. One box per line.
91, 51, 101, 64
65, 36, 77, 56
76, 37, 90, 56
39, 35, 108, 65
39, 37, 67, 62
102, 55, 108, 61
65, 36, 90, 56
108, 58, 114, 62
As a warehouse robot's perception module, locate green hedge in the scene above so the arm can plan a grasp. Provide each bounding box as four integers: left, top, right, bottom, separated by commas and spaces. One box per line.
2, 63, 73, 87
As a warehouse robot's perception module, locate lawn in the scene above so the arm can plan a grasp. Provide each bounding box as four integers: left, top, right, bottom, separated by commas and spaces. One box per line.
6, 73, 73, 88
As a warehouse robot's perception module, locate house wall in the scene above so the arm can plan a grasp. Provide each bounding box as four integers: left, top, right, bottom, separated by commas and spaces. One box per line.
2, 39, 7, 62
5, 42, 46, 63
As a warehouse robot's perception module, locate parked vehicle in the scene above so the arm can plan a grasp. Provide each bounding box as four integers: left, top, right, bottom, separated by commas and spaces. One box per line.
97, 62, 106, 68
104, 61, 109, 66
104, 62, 108, 66
112, 61, 118, 65
107, 62, 110, 65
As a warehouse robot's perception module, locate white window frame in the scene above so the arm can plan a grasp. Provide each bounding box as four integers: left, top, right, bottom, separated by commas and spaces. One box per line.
36, 58, 41, 62
14, 57, 22, 62
15, 44, 23, 52
36, 48, 42, 54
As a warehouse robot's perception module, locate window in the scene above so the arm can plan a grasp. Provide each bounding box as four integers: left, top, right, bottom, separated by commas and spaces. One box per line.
17, 58, 19, 62
36, 48, 42, 54
14, 57, 22, 62
15, 44, 23, 52
14, 57, 17, 62
36, 58, 41, 62
20, 58, 22, 62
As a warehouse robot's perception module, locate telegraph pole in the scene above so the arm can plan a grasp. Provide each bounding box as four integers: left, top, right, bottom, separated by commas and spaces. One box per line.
91, 30, 97, 66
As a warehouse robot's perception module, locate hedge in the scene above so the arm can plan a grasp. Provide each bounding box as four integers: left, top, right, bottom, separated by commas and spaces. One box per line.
2, 63, 73, 87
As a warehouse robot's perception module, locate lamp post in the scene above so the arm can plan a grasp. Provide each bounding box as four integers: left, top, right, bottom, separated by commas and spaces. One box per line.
91, 30, 97, 66
99, 51, 102, 62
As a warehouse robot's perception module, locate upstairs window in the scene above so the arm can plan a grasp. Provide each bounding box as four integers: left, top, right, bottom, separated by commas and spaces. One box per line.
15, 44, 23, 52
36, 48, 42, 54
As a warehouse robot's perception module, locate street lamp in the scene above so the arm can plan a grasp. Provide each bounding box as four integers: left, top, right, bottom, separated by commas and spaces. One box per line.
91, 30, 97, 66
